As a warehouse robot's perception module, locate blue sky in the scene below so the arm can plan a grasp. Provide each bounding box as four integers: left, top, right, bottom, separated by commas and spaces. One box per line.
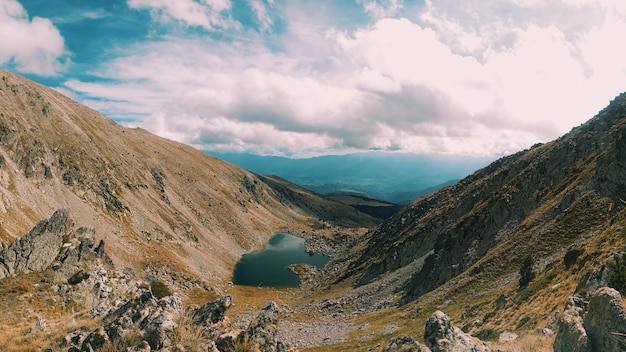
1, 0, 625, 157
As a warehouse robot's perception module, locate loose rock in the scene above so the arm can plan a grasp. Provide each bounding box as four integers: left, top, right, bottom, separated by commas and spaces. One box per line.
424, 310, 490, 352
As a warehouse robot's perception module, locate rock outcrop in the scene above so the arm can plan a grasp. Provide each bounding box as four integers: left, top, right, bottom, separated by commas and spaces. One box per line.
424, 311, 490, 352
554, 287, 626, 352
64, 293, 296, 352
584, 287, 626, 351
216, 301, 296, 352
246, 301, 283, 352
553, 295, 590, 352
382, 337, 430, 351
0, 209, 72, 278
139, 294, 184, 350
382, 311, 488, 352
190, 295, 233, 327
0, 208, 115, 287
338, 92, 626, 306
67, 291, 184, 351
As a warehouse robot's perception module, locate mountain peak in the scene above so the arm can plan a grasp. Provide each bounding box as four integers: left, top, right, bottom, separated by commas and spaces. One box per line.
336, 89, 626, 301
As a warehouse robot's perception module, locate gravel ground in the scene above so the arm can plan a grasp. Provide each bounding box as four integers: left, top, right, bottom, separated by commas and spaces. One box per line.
277, 320, 367, 348
232, 229, 424, 349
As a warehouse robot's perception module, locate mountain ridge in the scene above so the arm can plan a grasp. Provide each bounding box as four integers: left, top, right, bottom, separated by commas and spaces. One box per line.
338, 92, 626, 294
0, 70, 375, 283
2, 69, 626, 351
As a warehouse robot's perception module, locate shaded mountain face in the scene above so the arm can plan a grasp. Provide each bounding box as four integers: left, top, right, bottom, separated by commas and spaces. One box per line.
342, 92, 626, 301
0, 71, 374, 283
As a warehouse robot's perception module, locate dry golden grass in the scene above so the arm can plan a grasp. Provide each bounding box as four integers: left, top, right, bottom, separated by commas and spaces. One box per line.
226, 285, 296, 317
170, 311, 209, 351
304, 212, 626, 351
0, 270, 96, 351
486, 333, 554, 352
183, 287, 221, 308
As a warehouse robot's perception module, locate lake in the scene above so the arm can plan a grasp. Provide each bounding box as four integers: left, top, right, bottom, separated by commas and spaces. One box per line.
232, 233, 330, 288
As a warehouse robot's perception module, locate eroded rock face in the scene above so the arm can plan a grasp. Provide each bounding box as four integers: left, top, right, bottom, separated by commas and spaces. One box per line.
553, 295, 590, 352
424, 311, 490, 352
68, 291, 185, 351
0, 209, 71, 278
246, 301, 286, 352
555, 287, 626, 352
215, 301, 296, 352
64, 292, 298, 352
190, 295, 232, 327
140, 294, 184, 350
584, 287, 626, 352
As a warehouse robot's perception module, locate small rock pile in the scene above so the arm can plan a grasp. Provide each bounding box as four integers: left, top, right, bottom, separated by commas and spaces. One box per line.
63, 292, 296, 352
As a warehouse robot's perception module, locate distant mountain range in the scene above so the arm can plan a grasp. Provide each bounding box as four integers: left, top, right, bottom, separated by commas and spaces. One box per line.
207, 152, 494, 204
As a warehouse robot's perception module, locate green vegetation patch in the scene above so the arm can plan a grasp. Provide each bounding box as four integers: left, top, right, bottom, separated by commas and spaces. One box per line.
150, 280, 172, 299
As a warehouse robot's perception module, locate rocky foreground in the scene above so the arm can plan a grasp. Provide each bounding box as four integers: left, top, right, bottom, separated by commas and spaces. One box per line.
0, 208, 621, 351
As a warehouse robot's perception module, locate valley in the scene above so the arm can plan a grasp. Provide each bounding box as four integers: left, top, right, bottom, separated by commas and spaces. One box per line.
0, 69, 625, 352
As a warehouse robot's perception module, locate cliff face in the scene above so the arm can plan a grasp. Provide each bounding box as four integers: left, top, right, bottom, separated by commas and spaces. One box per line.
0, 70, 373, 284
342, 92, 626, 301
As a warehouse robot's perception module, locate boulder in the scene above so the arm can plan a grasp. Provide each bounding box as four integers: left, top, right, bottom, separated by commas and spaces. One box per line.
244, 301, 296, 352
554, 288, 626, 352
126, 340, 151, 352
63, 328, 89, 348
0, 209, 71, 278
535, 327, 554, 336
553, 296, 590, 352
583, 287, 626, 351
424, 311, 490, 352
215, 331, 243, 352
190, 295, 232, 327
383, 336, 431, 351
81, 327, 109, 351
68, 269, 90, 285
247, 301, 281, 352
29, 317, 47, 334
139, 294, 184, 350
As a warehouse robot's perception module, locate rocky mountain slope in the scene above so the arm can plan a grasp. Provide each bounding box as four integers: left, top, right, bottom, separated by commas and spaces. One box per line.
0, 70, 375, 288
341, 91, 626, 292
3, 68, 626, 351
308, 92, 626, 349
0, 70, 387, 350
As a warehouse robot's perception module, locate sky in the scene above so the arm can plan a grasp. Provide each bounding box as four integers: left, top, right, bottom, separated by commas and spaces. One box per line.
1, 0, 625, 158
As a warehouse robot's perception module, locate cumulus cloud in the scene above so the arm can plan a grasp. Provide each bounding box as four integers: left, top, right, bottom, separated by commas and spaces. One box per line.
0, 0, 67, 75
64, 0, 626, 157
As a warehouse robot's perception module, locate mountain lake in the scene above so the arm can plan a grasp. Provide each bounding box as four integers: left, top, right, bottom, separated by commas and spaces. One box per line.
232, 233, 329, 288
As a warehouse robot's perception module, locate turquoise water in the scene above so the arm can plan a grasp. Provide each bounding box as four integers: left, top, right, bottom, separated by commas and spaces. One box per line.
232, 233, 329, 288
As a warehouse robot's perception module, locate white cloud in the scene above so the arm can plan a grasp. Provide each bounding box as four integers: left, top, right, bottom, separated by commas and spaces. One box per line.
64, 0, 626, 157
359, 0, 404, 18
249, 0, 273, 32
0, 0, 66, 76
127, 0, 237, 30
